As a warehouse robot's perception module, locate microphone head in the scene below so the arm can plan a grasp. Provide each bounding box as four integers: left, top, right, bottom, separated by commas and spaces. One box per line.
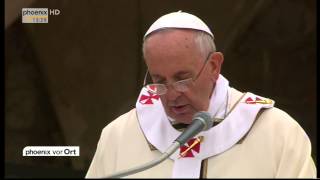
192, 111, 213, 131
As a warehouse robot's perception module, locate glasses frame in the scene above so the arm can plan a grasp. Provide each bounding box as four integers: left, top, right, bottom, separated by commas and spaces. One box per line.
143, 51, 214, 95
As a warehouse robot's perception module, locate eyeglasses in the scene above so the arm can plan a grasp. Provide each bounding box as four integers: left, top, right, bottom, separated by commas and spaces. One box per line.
143, 51, 213, 95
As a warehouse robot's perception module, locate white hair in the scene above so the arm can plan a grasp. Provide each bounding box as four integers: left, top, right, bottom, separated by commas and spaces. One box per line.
142, 29, 216, 60
194, 31, 216, 58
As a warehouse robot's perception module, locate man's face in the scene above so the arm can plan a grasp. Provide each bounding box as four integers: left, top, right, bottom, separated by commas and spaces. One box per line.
143, 30, 222, 124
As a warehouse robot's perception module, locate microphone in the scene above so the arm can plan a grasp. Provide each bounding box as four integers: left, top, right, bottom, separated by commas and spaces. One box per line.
104, 111, 213, 178
174, 111, 213, 145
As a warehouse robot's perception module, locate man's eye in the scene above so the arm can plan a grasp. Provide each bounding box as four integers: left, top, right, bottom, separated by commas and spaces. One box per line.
176, 76, 191, 81
153, 79, 166, 84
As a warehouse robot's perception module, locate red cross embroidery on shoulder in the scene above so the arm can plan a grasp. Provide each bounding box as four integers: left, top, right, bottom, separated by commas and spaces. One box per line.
245, 97, 272, 104
139, 92, 160, 105
179, 136, 203, 158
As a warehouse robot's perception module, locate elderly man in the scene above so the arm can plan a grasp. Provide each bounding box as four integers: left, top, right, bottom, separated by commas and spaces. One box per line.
85, 11, 316, 178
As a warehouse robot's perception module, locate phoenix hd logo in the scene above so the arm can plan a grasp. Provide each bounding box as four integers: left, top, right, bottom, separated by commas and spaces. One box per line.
22, 8, 60, 23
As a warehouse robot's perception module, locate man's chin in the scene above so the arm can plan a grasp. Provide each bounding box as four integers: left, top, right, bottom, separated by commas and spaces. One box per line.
170, 113, 194, 124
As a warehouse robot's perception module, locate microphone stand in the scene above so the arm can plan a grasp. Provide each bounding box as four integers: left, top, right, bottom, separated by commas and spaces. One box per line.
104, 142, 180, 178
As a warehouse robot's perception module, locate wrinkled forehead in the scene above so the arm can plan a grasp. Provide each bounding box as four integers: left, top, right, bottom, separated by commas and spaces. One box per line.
143, 30, 205, 77
144, 28, 197, 45
143, 29, 201, 58
144, 27, 199, 42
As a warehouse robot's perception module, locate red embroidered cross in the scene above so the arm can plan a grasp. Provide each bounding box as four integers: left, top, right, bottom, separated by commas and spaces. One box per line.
179, 137, 202, 158
139, 92, 160, 105
245, 97, 272, 104
245, 97, 257, 104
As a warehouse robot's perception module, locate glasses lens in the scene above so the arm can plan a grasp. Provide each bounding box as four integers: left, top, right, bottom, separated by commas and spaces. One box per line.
173, 78, 193, 92
146, 84, 167, 95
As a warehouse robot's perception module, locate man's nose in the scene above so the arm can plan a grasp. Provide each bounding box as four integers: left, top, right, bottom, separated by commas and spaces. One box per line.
165, 85, 181, 101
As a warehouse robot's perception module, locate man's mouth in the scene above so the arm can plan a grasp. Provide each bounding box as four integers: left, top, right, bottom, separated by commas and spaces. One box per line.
171, 104, 189, 115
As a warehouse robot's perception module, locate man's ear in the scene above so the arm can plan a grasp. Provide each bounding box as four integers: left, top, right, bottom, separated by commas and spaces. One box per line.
208, 52, 224, 81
